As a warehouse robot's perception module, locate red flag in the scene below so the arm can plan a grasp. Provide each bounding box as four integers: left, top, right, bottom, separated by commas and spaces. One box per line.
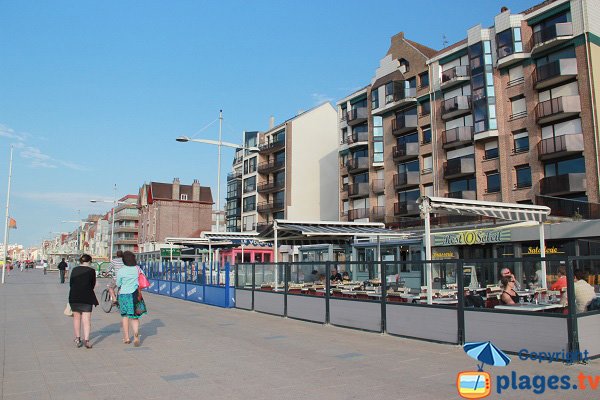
8, 217, 16, 229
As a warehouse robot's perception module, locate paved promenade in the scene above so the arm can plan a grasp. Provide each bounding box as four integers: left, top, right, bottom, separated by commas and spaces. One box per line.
0, 270, 597, 399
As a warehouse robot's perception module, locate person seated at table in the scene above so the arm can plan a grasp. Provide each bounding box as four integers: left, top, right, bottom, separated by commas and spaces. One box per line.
550, 266, 567, 291
342, 271, 351, 282
500, 276, 520, 305
315, 273, 326, 284
498, 267, 522, 290
574, 269, 596, 313
329, 267, 342, 282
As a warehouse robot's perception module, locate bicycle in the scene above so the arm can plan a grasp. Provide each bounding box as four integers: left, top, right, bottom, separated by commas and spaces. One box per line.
101, 285, 120, 313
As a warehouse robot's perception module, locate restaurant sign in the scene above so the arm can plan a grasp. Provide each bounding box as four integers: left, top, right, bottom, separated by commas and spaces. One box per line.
433, 228, 511, 246
160, 248, 181, 257
524, 246, 563, 255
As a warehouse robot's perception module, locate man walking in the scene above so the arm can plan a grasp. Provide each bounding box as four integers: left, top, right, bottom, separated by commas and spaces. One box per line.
108, 250, 125, 304
58, 258, 68, 283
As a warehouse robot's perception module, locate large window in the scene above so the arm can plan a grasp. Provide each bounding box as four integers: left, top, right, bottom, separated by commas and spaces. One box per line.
496, 28, 523, 58
422, 154, 432, 174
398, 188, 420, 204
510, 96, 527, 120
421, 101, 431, 116
544, 157, 585, 177
243, 176, 256, 193
449, 177, 476, 194
486, 171, 501, 193
243, 195, 256, 212
419, 72, 429, 89
397, 132, 418, 145
371, 87, 379, 110
244, 156, 257, 174
484, 141, 499, 160
422, 126, 432, 144
373, 116, 383, 163
515, 165, 532, 188
398, 160, 419, 174
513, 130, 529, 153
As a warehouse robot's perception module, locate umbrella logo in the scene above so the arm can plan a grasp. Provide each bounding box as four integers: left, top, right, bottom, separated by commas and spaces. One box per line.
457, 341, 511, 399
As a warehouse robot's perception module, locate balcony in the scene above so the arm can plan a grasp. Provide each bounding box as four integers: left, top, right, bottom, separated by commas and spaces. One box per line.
394, 201, 419, 216
226, 207, 241, 218
257, 159, 285, 174
114, 225, 138, 233
535, 95, 581, 124
392, 142, 419, 162
226, 184, 241, 199
348, 207, 369, 222
531, 22, 573, 54
243, 184, 256, 194
257, 201, 285, 214
259, 139, 285, 154
537, 134, 584, 160
347, 182, 370, 199
227, 171, 242, 181
346, 107, 368, 126
257, 180, 285, 193
443, 158, 475, 179
446, 190, 476, 200
346, 157, 369, 174
115, 214, 138, 221
497, 46, 530, 69
441, 95, 471, 120
540, 173, 586, 196
256, 222, 270, 233
370, 206, 385, 222
391, 87, 417, 104
442, 126, 474, 149
114, 238, 138, 245
440, 65, 470, 90
534, 58, 577, 90
347, 130, 369, 148
535, 195, 600, 220
393, 171, 420, 189
391, 114, 418, 136
372, 179, 385, 194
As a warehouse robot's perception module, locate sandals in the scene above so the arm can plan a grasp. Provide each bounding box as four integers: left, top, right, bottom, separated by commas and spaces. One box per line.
74, 337, 82, 348
123, 338, 131, 344
84, 340, 92, 349
133, 333, 140, 347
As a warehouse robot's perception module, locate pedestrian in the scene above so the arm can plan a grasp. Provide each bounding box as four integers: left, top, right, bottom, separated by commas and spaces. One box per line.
117, 251, 147, 347
68, 254, 98, 349
43, 259, 48, 275
58, 258, 68, 283
108, 250, 125, 304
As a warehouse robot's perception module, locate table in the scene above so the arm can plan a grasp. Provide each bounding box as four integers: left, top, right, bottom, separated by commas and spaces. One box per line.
494, 303, 565, 312
419, 298, 458, 305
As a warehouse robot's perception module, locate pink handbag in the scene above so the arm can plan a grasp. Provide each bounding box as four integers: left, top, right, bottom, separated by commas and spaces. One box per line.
137, 266, 150, 289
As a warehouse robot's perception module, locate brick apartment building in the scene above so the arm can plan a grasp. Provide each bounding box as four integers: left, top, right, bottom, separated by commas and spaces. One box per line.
137, 178, 213, 253
112, 195, 139, 254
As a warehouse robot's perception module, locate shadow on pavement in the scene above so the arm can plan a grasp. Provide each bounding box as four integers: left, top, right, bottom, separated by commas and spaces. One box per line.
92, 322, 122, 346
140, 318, 165, 345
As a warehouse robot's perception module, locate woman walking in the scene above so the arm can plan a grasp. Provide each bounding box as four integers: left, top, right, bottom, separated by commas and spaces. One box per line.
68, 254, 98, 349
116, 251, 147, 346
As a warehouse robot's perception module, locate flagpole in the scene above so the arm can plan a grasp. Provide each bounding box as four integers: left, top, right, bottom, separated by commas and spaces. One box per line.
2, 146, 14, 284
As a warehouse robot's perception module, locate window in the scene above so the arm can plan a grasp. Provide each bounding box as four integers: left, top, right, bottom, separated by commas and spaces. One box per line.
510, 96, 527, 120
243, 176, 256, 193
242, 215, 255, 231
513, 130, 529, 153
180, 194, 188, 201
398, 160, 419, 174
496, 28, 523, 58
244, 156, 257, 174
515, 165, 532, 188
484, 141, 499, 160
371, 87, 379, 110
373, 116, 383, 138
508, 65, 524, 86
397, 132, 418, 145
385, 82, 395, 104
419, 72, 429, 89
486, 171, 500, 193
422, 155, 432, 174
421, 101, 430, 116
422, 126, 432, 144
544, 156, 585, 177
243, 196, 256, 212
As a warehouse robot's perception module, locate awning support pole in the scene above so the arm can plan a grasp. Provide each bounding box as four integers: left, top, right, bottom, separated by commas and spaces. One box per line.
421, 198, 433, 305
539, 222, 547, 289
376, 235, 381, 280
274, 220, 278, 289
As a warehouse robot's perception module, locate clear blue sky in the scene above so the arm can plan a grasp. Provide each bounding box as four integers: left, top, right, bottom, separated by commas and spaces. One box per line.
0, 0, 530, 247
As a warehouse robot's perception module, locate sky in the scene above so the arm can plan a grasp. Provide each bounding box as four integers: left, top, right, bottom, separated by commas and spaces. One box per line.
0, 0, 531, 247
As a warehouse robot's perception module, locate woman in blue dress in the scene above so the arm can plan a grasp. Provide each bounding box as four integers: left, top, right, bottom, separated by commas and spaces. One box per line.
116, 251, 147, 346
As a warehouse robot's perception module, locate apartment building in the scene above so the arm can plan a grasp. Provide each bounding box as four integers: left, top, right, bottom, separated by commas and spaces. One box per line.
226, 103, 339, 232
112, 195, 139, 254
137, 178, 213, 253
338, 0, 600, 230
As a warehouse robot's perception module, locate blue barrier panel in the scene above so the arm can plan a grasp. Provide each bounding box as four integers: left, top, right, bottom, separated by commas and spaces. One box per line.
158, 280, 170, 296
148, 279, 159, 294
170, 281, 186, 299
185, 283, 204, 303
204, 285, 228, 307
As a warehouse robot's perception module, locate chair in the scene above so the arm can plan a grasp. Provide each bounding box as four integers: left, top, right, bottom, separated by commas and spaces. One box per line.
465, 294, 484, 308
486, 294, 501, 308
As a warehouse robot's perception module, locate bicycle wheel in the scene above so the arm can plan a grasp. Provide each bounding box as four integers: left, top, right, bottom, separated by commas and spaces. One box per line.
100, 289, 113, 313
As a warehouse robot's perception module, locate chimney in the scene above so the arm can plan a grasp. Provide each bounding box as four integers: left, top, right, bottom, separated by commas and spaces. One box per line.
192, 179, 200, 202
172, 178, 180, 200
269, 116, 275, 129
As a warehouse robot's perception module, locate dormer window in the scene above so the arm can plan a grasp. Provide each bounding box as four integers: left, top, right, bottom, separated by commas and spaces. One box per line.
180, 194, 188, 201
399, 58, 410, 73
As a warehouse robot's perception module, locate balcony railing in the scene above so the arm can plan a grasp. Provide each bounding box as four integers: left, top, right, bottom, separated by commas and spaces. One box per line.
346, 107, 368, 126
347, 130, 369, 145
257, 159, 285, 174
537, 133, 584, 160
391, 114, 418, 135
540, 173, 586, 196
257, 180, 285, 193
226, 207, 241, 218
446, 190, 476, 200
393, 171, 420, 189
348, 207, 369, 221
535, 95, 581, 124
392, 142, 419, 161
259, 139, 285, 153
370, 206, 385, 221
443, 158, 475, 179
536, 195, 600, 220
441, 95, 471, 120
347, 182, 370, 198
257, 201, 285, 213
393, 87, 417, 103
394, 201, 419, 216
346, 157, 369, 173
227, 171, 242, 180
442, 126, 474, 149
441, 65, 470, 87
532, 22, 573, 49
371, 179, 385, 193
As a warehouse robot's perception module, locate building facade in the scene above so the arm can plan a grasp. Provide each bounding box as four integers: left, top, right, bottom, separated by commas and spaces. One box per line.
226, 102, 339, 232
113, 195, 139, 254
137, 178, 213, 253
